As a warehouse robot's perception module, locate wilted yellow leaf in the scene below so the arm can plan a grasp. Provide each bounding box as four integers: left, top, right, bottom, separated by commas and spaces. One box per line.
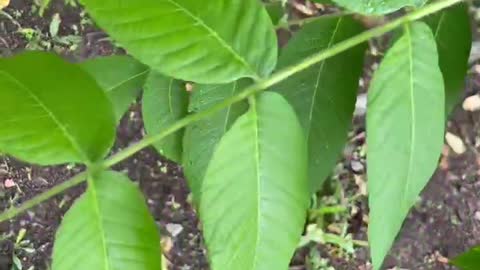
0, 0, 9, 9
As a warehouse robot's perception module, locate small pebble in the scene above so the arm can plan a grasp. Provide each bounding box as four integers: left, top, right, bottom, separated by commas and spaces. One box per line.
4, 178, 15, 188
462, 94, 480, 112
166, 223, 184, 237
474, 211, 480, 221
350, 160, 364, 174
445, 132, 466, 155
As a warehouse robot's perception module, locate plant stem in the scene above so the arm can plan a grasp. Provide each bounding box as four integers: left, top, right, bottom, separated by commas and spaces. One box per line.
103, 0, 462, 168
0, 172, 87, 223
0, 0, 463, 222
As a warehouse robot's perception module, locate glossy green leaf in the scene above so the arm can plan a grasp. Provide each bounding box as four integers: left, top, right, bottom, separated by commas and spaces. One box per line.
272, 16, 366, 192
79, 0, 278, 84
367, 22, 445, 270
52, 171, 162, 270
0, 51, 115, 165
199, 92, 309, 270
331, 0, 426, 14
182, 80, 249, 202
424, 3, 472, 116
80, 55, 149, 122
142, 72, 188, 163
452, 247, 480, 270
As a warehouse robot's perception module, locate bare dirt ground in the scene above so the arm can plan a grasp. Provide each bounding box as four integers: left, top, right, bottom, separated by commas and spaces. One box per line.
0, 1, 479, 269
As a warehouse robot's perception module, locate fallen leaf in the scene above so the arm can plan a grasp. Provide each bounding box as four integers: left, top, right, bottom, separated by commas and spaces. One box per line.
0, 0, 9, 10
445, 132, 466, 155
462, 95, 480, 112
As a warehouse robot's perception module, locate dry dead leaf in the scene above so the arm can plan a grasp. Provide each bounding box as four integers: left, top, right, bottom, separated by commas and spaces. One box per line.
462, 94, 480, 112
0, 0, 9, 9
445, 132, 466, 155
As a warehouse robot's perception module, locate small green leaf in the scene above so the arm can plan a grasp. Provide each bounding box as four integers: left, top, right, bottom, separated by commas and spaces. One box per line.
79, 0, 278, 84
331, 0, 426, 15
367, 22, 445, 270
0, 52, 115, 165
182, 80, 250, 203
143, 72, 188, 163
272, 16, 366, 192
424, 3, 472, 116
452, 247, 480, 270
52, 171, 162, 270
200, 92, 309, 270
80, 55, 149, 122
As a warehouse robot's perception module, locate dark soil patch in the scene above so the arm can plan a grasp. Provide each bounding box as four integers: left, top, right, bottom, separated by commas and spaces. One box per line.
1, 1, 480, 270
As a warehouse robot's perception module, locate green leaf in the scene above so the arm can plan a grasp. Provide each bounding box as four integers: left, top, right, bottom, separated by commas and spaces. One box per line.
142, 72, 188, 163
199, 92, 309, 270
52, 171, 162, 270
424, 3, 472, 116
452, 247, 480, 270
272, 16, 366, 192
182, 80, 250, 203
331, 0, 426, 14
79, 0, 278, 84
80, 55, 149, 122
0, 51, 115, 165
367, 22, 445, 270
265, 1, 285, 27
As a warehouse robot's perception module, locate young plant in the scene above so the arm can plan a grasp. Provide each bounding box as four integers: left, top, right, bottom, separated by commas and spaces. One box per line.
0, 0, 475, 269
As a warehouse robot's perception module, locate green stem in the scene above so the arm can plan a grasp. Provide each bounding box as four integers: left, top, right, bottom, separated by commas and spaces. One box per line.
0, 0, 463, 222
0, 172, 87, 222
103, 0, 461, 168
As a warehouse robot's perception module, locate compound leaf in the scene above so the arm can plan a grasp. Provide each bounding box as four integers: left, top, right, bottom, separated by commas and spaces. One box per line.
331, 0, 426, 15
452, 247, 480, 270
79, 0, 278, 84
142, 72, 188, 163
199, 92, 309, 270
80, 55, 149, 122
272, 16, 366, 192
182, 80, 250, 203
0, 52, 115, 165
52, 171, 162, 270
424, 3, 472, 116
367, 22, 445, 270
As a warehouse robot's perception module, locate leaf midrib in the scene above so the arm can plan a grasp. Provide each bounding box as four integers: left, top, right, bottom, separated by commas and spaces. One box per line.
165, 0, 260, 79
106, 69, 149, 93
88, 179, 111, 270
307, 18, 343, 140
0, 70, 89, 162
403, 24, 416, 212
250, 97, 262, 270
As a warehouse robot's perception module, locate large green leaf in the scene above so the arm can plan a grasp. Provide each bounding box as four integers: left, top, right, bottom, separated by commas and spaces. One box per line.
0, 51, 115, 165
452, 247, 480, 270
80, 55, 149, 122
142, 72, 188, 163
52, 171, 162, 270
331, 0, 426, 14
424, 3, 472, 116
182, 80, 250, 202
199, 92, 309, 270
272, 16, 366, 192
79, 0, 278, 84
367, 22, 445, 270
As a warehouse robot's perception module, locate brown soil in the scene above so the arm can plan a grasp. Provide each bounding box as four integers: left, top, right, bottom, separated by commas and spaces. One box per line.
1, 1, 479, 270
